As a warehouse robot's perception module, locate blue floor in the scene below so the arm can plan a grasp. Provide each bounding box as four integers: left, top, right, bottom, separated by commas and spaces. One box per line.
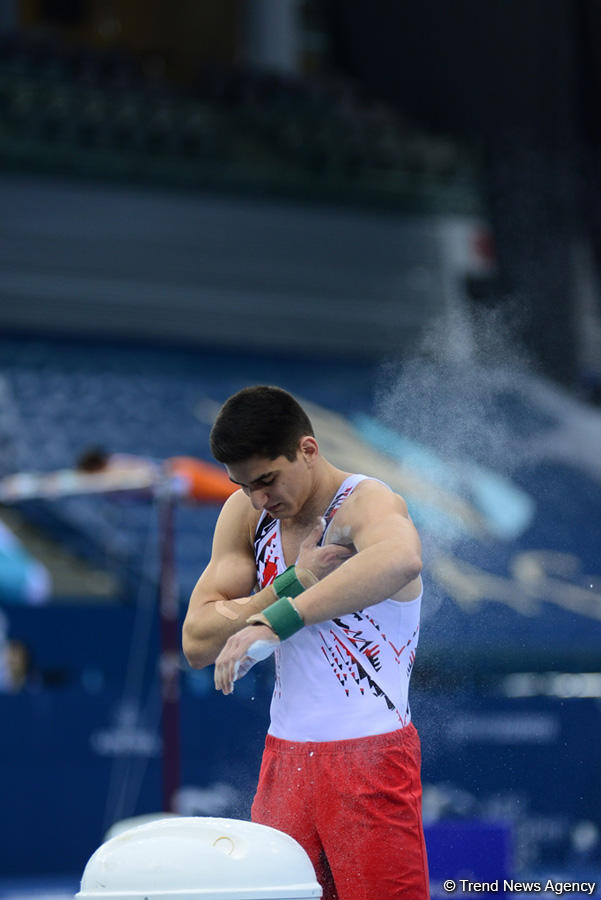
0, 876, 79, 900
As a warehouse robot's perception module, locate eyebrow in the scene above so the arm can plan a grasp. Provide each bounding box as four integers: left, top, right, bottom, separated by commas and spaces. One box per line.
229, 471, 275, 487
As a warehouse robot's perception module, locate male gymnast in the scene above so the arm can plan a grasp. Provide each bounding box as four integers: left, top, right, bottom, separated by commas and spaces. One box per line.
183, 385, 429, 899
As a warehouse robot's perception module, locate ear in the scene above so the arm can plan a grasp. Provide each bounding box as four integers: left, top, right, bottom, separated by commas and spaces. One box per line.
298, 435, 319, 467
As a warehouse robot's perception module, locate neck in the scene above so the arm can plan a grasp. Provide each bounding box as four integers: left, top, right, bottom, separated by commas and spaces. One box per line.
288, 459, 349, 528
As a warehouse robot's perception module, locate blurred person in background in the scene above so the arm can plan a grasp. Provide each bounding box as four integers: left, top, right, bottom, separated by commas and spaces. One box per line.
75, 446, 237, 504
183, 386, 428, 900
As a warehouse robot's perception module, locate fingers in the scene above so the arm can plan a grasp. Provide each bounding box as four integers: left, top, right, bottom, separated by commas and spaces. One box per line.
214, 637, 239, 694
330, 544, 353, 561
296, 541, 353, 582
300, 516, 326, 549
316, 544, 353, 568
214, 653, 237, 695
214, 626, 278, 695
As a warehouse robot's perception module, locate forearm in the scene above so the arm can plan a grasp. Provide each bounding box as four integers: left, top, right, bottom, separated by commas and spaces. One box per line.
183, 583, 279, 668
293, 540, 421, 626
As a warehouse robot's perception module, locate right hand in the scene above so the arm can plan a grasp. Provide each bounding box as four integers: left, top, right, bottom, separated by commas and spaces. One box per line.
296, 517, 353, 582
214, 624, 279, 694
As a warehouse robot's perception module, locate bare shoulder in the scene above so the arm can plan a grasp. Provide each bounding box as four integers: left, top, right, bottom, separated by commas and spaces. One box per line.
212, 488, 262, 553
330, 476, 422, 603
188, 488, 260, 607
341, 477, 410, 518
324, 477, 412, 548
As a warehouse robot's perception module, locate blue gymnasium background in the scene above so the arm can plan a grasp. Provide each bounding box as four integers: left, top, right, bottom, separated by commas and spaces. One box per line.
0, 335, 600, 893
2, 6, 601, 894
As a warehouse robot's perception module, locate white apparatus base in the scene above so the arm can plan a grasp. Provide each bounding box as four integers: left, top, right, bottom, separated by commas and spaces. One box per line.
76, 816, 322, 900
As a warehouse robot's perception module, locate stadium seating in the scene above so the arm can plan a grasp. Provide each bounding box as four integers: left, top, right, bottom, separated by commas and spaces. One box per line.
0, 336, 372, 602
0, 31, 480, 213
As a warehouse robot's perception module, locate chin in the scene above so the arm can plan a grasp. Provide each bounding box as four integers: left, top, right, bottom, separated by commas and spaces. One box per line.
270, 504, 291, 519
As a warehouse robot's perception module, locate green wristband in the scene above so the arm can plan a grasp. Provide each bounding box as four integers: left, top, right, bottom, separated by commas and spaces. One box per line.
272, 565, 306, 599
262, 596, 305, 641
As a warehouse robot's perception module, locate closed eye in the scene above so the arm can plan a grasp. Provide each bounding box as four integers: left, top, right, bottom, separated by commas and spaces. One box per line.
238, 476, 276, 494
229, 473, 276, 489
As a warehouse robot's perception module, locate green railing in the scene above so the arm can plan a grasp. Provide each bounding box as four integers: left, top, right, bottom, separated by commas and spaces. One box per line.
0, 55, 484, 215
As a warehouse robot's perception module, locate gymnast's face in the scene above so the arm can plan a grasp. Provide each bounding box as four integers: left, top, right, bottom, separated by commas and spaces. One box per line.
226, 437, 318, 518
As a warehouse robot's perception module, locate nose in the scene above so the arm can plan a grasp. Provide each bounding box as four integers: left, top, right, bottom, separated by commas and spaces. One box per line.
249, 487, 269, 510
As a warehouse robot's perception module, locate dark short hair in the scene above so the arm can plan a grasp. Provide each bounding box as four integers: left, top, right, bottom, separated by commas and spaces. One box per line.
210, 386, 314, 464
75, 446, 109, 472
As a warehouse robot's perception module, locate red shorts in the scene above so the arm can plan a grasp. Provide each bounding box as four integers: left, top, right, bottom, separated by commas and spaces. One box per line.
251, 722, 429, 900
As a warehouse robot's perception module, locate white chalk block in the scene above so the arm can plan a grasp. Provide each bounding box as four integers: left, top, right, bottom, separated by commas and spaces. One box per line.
76, 815, 322, 899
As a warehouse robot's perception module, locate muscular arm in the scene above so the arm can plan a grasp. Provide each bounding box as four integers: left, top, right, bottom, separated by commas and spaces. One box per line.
182, 491, 278, 668
213, 480, 422, 694
293, 480, 422, 626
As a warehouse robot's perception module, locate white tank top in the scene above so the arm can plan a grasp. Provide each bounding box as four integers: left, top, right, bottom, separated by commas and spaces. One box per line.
253, 474, 422, 742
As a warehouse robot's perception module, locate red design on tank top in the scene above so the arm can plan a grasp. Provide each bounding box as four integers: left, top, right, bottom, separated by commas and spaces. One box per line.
261, 558, 279, 587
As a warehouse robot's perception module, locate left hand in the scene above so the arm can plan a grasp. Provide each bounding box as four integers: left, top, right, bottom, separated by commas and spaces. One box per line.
214, 624, 279, 695
296, 517, 353, 581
